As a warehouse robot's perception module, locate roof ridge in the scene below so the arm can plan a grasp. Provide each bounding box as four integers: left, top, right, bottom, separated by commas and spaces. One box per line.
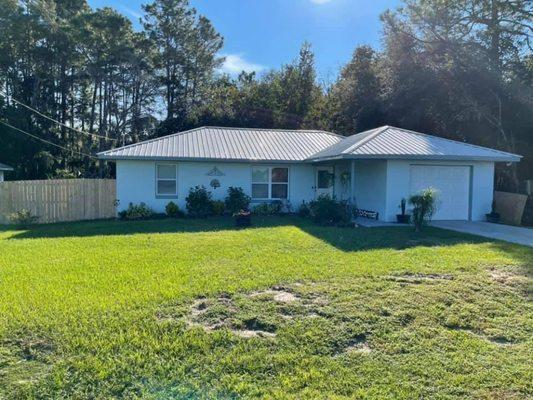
340, 126, 390, 154
202, 126, 344, 138
390, 126, 522, 158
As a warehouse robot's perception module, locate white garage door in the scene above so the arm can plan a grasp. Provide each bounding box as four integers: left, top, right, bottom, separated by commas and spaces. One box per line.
409, 165, 471, 220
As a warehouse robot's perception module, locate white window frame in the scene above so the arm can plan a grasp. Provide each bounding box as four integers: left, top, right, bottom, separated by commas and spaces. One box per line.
251, 166, 289, 200
155, 163, 178, 197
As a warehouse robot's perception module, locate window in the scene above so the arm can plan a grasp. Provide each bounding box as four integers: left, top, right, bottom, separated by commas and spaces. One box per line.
156, 164, 177, 196
252, 166, 289, 199
317, 169, 333, 189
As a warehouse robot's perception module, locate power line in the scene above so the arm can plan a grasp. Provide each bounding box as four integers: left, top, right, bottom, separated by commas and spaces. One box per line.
0, 90, 116, 142
0, 120, 97, 160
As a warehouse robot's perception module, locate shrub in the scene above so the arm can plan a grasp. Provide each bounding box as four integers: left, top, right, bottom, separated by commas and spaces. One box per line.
186, 186, 213, 218
252, 203, 269, 215
336, 201, 354, 227
211, 200, 225, 216
253, 201, 282, 215
409, 188, 438, 232
8, 209, 39, 226
282, 200, 293, 214
309, 195, 351, 226
298, 201, 311, 218
118, 202, 155, 220
165, 201, 185, 218
224, 187, 250, 214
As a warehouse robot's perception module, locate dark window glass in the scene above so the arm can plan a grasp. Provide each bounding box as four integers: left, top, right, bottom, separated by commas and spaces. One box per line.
157, 180, 176, 195
271, 184, 288, 199
252, 183, 269, 198
271, 167, 288, 183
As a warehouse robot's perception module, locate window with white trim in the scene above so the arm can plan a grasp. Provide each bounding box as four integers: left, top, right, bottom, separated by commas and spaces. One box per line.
252, 166, 289, 199
156, 164, 177, 196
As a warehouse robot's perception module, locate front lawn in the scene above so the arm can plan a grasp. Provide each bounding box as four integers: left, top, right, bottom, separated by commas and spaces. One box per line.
0, 217, 531, 399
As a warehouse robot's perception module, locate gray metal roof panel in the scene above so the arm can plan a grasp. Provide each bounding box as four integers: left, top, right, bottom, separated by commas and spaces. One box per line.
98, 126, 343, 161
0, 162, 13, 171
98, 125, 521, 163
307, 126, 521, 162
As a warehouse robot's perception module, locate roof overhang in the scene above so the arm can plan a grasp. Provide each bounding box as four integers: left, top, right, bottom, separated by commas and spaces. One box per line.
0, 165, 13, 171
306, 153, 522, 163
100, 153, 522, 163
97, 155, 307, 164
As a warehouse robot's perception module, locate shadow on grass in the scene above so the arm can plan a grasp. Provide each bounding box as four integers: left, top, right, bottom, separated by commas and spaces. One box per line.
3, 215, 529, 258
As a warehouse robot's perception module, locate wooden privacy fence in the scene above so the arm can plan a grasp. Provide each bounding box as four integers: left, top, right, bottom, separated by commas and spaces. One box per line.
0, 179, 116, 224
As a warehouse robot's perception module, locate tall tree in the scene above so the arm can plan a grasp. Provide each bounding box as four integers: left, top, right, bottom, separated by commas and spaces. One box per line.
142, 0, 223, 133
380, 0, 533, 189
329, 45, 385, 135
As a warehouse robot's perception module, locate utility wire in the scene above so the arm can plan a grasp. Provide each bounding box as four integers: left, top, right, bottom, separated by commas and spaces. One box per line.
0, 90, 116, 142
0, 120, 97, 159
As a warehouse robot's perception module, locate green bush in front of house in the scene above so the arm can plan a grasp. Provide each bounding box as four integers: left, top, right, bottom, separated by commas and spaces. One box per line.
165, 201, 185, 218
118, 202, 155, 220
298, 201, 311, 218
309, 195, 352, 226
210, 200, 225, 216
224, 186, 251, 214
186, 186, 213, 218
253, 201, 283, 216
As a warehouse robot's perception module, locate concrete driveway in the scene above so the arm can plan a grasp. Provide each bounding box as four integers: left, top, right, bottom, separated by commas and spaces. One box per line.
432, 221, 533, 247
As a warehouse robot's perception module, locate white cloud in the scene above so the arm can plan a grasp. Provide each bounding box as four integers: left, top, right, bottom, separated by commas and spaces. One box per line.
219, 54, 265, 75
121, 6, 142, 20
310, 0, 333, 4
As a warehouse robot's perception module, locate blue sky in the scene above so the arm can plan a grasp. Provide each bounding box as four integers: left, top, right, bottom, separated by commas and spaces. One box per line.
87, 0, 400, 79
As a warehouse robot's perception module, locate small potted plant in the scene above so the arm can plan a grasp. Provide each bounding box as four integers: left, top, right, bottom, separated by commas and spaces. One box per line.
396, 198, 411, 224
486, 200, 500, 223
234, 209, 251, 227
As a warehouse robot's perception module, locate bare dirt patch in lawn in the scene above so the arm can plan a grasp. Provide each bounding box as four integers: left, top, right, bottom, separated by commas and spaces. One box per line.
343, 334, 372, 355
487, 267, 528, 286
249, 286, 300, 303
4, 337, 55, 362
385, 273, 454, 284
162, 283, 331, 339
0, 336, 54, 390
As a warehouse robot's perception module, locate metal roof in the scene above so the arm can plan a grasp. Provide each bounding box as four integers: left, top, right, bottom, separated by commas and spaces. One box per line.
307, 126, 521, 162
98, 125, 521, 163
0, 162, 13, 171
98, 126, 343, 162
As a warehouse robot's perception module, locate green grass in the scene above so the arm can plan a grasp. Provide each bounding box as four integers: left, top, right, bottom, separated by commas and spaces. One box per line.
0, 216, 531, 399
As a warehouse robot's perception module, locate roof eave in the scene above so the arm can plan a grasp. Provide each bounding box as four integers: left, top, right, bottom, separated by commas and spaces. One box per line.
97, 155, 308, 164
307, 154, 522, 163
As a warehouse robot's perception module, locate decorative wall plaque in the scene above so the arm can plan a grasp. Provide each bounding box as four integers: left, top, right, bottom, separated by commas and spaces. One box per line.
206, 166, 225, 176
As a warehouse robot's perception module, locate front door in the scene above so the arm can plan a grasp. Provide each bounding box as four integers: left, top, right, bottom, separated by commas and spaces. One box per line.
315, 167, 334, 198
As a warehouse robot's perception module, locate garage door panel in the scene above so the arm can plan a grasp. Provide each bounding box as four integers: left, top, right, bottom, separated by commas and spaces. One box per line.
409, 165, 470, 220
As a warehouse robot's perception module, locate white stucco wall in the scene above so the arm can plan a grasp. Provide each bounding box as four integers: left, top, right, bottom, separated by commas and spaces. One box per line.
115, 160, 316, 213
384, 160, 495, 222
115, 158, 496, 221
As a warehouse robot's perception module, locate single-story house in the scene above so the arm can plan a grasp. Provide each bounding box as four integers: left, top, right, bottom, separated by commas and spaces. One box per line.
0, 162, 13, 182
98, 125, 521, 221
